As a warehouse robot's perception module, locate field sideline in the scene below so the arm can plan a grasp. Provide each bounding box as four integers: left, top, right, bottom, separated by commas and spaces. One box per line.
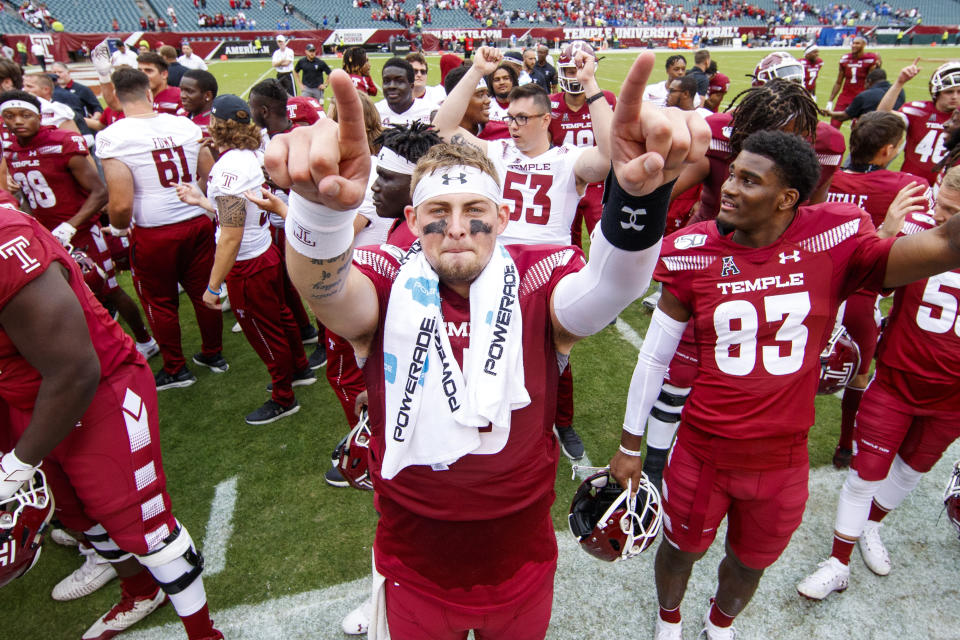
3, 45, 959, 639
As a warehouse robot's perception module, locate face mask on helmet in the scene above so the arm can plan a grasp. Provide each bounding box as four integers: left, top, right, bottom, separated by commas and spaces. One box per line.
0, 468, 54, 589
753, 53, 804, 87
70, 247, 108, 300
930, 62, 960, 99
568, 469, 662, 562
332, 409, 374, 491
944, 459, 960, 540
818, 325, 861, 395
558, 40, 597, 95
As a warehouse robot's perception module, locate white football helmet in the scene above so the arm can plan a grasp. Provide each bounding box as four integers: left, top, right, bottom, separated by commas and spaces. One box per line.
752, 52, 804, 87
930, 61, 960, 98
557, 40, 597, 95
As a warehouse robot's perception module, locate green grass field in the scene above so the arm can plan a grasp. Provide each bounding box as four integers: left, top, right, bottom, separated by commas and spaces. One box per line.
3, 45, 959, 639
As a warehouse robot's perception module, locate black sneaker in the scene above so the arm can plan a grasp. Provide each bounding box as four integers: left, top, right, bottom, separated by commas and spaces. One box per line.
266, 368, 317, 391
192, 351, 229, 373
300, 324, 319, 345
308, 345, 327, 370
554, 425, 585, 460
324, 464, 350, 488
155, 367, 196, 391
245, 399, 300, 425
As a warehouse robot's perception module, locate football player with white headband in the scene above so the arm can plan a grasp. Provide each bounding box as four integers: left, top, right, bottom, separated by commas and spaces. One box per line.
265, 56, 708, 640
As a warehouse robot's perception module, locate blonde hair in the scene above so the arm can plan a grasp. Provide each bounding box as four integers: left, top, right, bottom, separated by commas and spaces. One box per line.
943, 165, 960, 193
410, 143, 500, 199
208, 116, 262, 151
328, 89, 383, 154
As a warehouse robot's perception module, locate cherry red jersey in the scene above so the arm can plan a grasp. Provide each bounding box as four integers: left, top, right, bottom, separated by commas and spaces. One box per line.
286, 96, 322, 127
656, 203, 894, 440
354, 242, 584, 602
175, 108, 211, 137
826, 168, 931, 228
801, 57, 824, 95
6, 126, 92, 232
97, 107, 124, 127
697, 112, 845, 222
477, 119, 510, 140
875, 211, 960, 410
349, 73, 377, 96
0, 207, 140, 410
708, 72, 730, 98
153, 86, 182, 115
899, 100, 954, 185
837, 52, 881, 102
548, 90, 617, 148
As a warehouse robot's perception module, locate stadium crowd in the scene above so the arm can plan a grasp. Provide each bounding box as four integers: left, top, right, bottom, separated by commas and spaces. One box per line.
0, 30, 959, 640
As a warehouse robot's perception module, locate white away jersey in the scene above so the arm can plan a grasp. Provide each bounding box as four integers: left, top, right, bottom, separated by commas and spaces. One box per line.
97, 114, 206, 228
485, 140, 585, 246
375, 98, 434, 127
207, 148, 271, 262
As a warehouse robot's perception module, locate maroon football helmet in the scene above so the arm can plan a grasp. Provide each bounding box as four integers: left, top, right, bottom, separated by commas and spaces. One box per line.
818, 325, 861, 395
752, 52, 804, 87
557, 40, 597, 94
568, 469, 662, 562
0, 468, 54, 589
944, 460, 960, 540
333, 409, 374, 491
70, 247, 108, 300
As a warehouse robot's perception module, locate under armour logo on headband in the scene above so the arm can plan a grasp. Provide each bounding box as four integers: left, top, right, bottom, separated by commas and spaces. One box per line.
441, 173, 468, 186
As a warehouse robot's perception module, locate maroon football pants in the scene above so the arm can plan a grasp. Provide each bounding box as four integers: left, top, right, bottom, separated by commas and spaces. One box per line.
325, 328, 366, 428
130, 216, 223, 374
227, 246, 309, 407
270, 224, 312, 330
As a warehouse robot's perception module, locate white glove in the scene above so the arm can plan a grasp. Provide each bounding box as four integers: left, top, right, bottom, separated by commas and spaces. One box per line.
52, 222, 77, 246
92, 39, 113, 83
824, 101, 834, 111
0, 451, 37, 501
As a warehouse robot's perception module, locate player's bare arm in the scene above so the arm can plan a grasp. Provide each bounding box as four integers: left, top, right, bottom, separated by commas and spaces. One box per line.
65, 154, 108, 230
879, 58, 920, 112
432, 47, 500, 152
102, 157, 135, 232
883, 204, 960, 288
202, 194, 246, 309
265, 69, 379, 351
0, 264, 101, 466
196, 144, 215, 192
551, 50, 709, 351
573, 49, 614, 188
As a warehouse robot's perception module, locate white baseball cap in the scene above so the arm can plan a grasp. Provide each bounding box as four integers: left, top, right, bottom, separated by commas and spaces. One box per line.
276, 35, 287, 43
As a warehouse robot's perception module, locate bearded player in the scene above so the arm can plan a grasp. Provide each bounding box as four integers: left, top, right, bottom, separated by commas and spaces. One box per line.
825, 36, 881, 128
615, 129, 960, 640
824, 111, 932, 468
878, 59, 960, 187
0, 91, 158, 361
797, 166, 960, 600
266, 56, 708, 640
0, 204, 222, 640
434, 45, 615, 461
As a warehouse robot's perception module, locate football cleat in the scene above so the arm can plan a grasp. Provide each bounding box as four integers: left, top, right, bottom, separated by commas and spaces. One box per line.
50, 527, 79, 546
52, 545, 118, 601
0, 468, 54, 589
81, 585, 167, 640
818, 325, 860, 396
698, 622, 739, 640
943, 459, 960, 539
858, 521, 891, 576
333, 410, 375, 490
135, 338, 160, 360
341, 597, 372, 635
557, 40, 597, 94
796, 556, 849, 600
568, 469, 662, 562
752, 52, 804, 87
654, 616, 683, 640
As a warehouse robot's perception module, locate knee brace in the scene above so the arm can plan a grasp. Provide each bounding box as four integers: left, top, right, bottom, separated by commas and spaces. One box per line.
136, 522, 208, 617
84, 524, 133, 563
875, 454, 924, 512
834, 470, 882, 538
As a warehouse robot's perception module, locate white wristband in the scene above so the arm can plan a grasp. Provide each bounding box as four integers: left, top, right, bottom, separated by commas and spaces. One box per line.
618, 444, 644, 457
107, 224, 129, 237
284, 191, 355, 260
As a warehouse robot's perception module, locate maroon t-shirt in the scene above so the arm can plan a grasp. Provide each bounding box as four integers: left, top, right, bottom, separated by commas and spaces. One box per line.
353, 242, 584, 604
827, 168, 931, 228
656, 203, 894, 443
0, 207, 141, 411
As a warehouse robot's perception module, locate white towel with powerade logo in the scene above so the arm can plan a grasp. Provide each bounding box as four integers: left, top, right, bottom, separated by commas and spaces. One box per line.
380, 241, 529, 480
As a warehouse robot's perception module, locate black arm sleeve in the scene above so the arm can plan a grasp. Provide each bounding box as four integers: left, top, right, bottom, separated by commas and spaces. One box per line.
599, 169, 676, 251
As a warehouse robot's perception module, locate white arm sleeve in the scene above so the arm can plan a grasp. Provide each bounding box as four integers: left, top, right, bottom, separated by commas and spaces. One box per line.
623, 308, 687, 436
552, 231, 662, 338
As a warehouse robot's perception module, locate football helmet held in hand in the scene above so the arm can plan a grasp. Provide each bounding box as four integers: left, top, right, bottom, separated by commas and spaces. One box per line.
333, 409, 374, 491
0, 468, 53, 589
818, 325, 861, 395
944, 459, 960, 540
568, 469, 662, 562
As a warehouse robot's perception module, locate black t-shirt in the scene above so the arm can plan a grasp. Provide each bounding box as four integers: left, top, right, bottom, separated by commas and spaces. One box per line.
294, 56, 332, 88
686, 67, 709, 96
166, 61, 187, 87
844, 81, 905, 118
530, 62, 557, 92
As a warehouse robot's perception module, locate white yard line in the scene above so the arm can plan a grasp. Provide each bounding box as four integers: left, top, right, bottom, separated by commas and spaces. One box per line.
201, 476, 238, 576
615, 316, 644, 351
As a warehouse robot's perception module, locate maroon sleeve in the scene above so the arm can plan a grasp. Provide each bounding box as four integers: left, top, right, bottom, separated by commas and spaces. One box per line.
840, 212, 896, 300
0, 216, 54, 311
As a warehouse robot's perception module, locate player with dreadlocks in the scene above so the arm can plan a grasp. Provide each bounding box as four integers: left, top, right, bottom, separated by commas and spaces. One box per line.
933, 109, 960, 196
342, 46, 377, 97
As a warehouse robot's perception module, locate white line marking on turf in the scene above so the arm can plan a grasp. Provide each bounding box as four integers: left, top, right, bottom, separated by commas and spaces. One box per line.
202, 476, 238, 576
241, 67, 275, 98
615, 317, 644, 351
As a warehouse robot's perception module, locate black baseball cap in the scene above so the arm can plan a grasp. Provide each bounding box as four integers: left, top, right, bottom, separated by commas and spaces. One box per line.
211, 94, 251, 124
503, 51, 523, 64
305, 44, 316, 51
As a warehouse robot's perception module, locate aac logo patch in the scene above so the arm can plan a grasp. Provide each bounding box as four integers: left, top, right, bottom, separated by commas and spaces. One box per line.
720, 256, 740, 277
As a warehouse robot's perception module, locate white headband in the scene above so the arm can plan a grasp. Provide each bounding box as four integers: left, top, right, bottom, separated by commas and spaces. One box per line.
377, 147, 417, 176
412, 165, 502, 209
0, 100, 40, 115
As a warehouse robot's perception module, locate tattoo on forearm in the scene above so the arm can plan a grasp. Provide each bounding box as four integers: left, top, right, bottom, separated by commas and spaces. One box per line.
307, 247, 352, 301
216, 195, 247, 228
450, 133, 481, 152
